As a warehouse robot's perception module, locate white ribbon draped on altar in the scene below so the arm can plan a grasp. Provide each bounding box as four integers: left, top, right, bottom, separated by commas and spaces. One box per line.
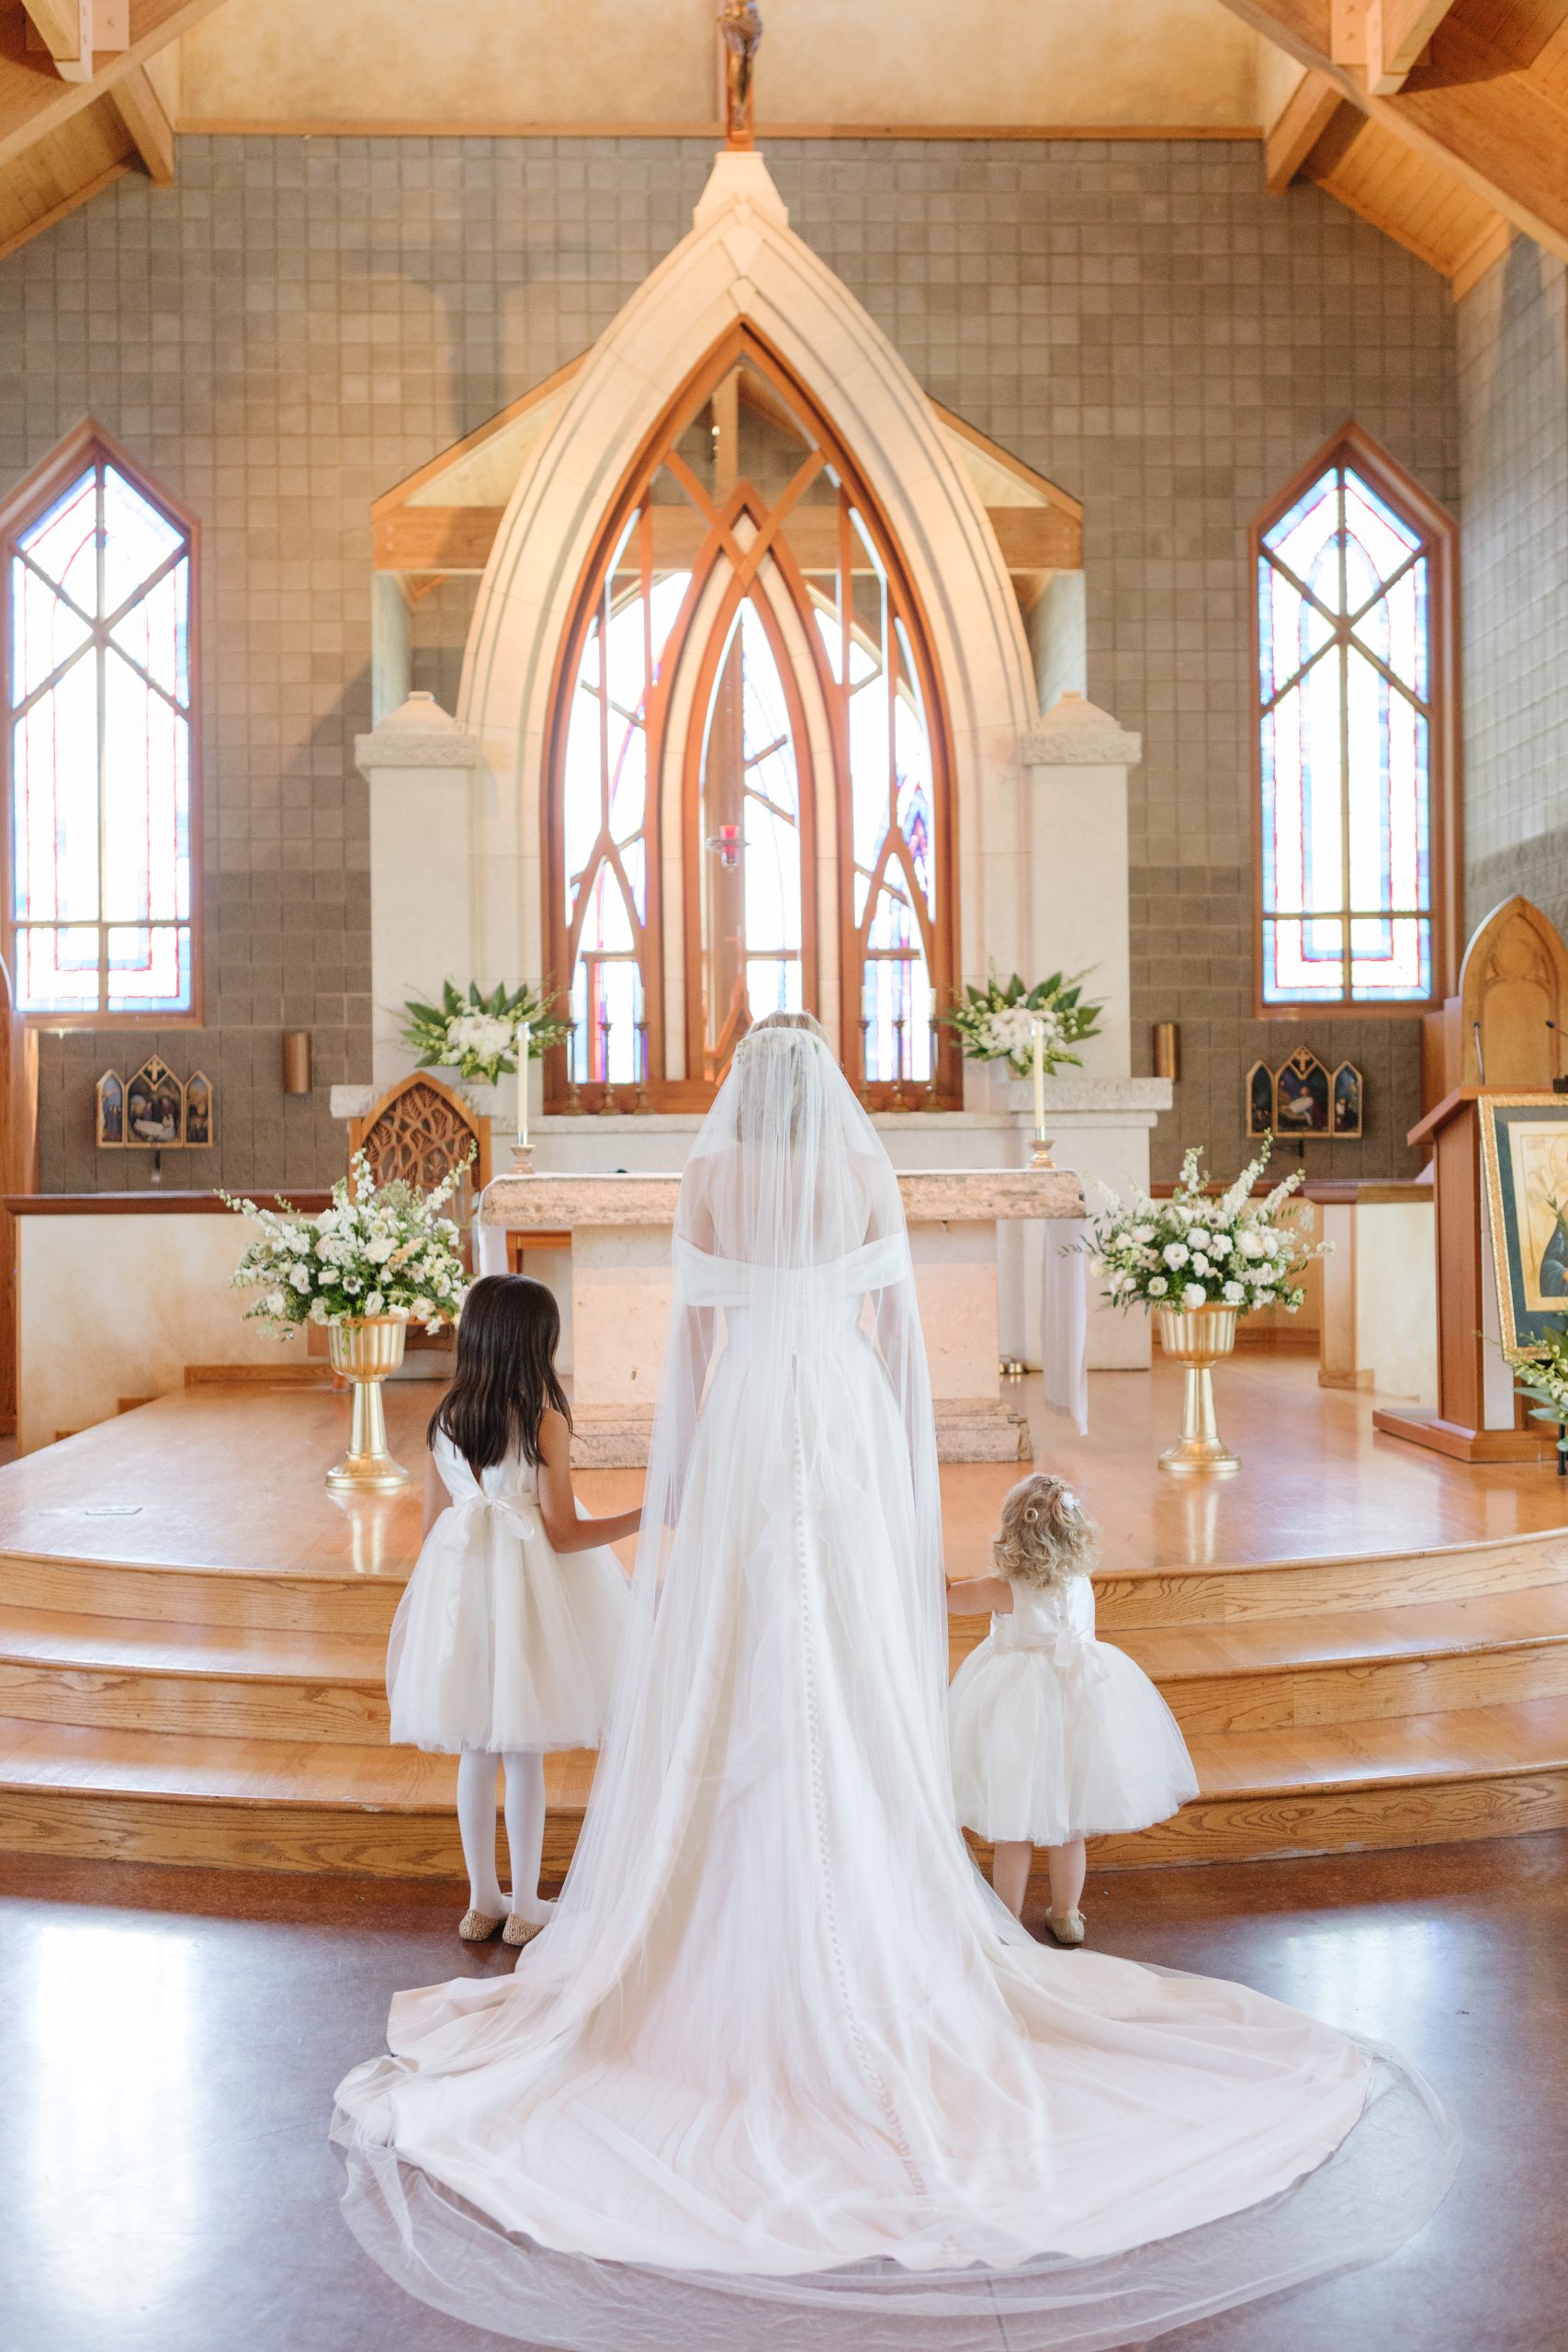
1041, 1215, 1090, 1435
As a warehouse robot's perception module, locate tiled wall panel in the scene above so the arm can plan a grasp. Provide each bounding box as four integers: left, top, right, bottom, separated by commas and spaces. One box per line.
0, 135, 1458, 1189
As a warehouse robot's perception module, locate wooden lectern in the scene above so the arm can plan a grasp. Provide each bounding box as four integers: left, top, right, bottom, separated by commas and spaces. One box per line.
1374, 1086, 1558, 1463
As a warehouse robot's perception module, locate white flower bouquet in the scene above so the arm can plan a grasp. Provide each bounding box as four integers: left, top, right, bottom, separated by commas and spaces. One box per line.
1086, 1139, 1325, 1317
220, 1150, 472, 1335
1507, 1324, 1568, 1453
943, 969, 1103, 1078
400, 978, 568, 1086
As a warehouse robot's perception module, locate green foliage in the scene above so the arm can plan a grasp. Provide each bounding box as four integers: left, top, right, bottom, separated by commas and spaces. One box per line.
400, 978, 570, 1084
940, 967, 1105, 1078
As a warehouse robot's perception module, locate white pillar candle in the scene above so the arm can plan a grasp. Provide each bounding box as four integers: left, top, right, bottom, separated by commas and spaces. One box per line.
515, 1020, 531, 1148
1032, 1014, 1046, 1136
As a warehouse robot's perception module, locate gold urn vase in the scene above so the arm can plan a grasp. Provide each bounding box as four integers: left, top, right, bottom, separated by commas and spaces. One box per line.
326, 1315, 412, 1493
1155, 1303, 1240, 1478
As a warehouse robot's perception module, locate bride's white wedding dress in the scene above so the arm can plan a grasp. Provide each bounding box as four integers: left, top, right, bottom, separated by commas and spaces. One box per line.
333, 1023, 1457, 2349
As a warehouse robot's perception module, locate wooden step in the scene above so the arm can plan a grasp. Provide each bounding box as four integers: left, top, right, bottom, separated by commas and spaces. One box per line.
1089, 1695, 1568, 1866
1129, 1587, 1568, 1732
1092, 1528, 1568, 1629
0, 1607, 391, 1744
951, 1585, 1568, 1731
5, 1696, 1568, 1880
0, 1551, 405, 1638
0, 1713, 596, 1880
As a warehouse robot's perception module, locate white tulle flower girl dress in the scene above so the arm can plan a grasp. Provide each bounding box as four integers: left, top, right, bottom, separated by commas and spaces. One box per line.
948, 1473, 1197, 1939
388, 1427, 627, 1758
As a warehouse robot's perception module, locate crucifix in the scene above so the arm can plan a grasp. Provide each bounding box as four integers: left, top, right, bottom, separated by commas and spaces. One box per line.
717, 0, 762, 150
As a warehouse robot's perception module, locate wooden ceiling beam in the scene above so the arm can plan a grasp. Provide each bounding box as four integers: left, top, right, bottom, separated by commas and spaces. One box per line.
1214, 0, 1568, 263
1266, 69, 1347, 187
1367, 0, 1459, 93
110, 57, 172, 182
0, 0, 227, 172
374, 502, 1084, 577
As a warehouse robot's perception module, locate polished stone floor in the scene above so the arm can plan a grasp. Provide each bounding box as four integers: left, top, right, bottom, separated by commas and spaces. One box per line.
0, 1834, 1561, 2352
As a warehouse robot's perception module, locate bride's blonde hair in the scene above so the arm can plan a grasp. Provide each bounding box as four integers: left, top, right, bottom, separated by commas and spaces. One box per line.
991, 1473, 1098, 1590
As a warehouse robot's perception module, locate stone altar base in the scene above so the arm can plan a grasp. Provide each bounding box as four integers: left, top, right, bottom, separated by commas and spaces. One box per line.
480, 1166, 1081, 1464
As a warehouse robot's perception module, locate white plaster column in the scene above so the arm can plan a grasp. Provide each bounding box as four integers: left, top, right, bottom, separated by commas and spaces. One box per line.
354, 691, 484, 1090
1008, 690, 1165, 1370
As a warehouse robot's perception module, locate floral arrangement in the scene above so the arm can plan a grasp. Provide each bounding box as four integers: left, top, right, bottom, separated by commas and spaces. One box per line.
400, 979, 569, 1086
1085, 1139, 1326, 1316
220, 1150, 471, 1334
1506, 1324, 1568, 1453
942, 969, 1103, 1078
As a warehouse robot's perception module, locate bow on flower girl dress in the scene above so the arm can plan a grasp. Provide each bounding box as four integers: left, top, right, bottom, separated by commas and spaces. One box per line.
387, 1428, 626, 1756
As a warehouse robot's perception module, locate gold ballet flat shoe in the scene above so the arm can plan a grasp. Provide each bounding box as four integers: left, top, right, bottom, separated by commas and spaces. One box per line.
458, 1907, 505, 1941
503, 1914, 546, 1947
1044, 1908, 1086, 1948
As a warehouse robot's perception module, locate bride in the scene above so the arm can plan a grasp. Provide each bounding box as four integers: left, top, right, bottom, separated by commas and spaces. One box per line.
333, 1012, 1457, 2349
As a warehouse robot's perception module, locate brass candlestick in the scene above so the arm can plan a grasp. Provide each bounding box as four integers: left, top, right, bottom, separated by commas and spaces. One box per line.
890, 1016, 909, 1111
635, 1017, 651, 1112
564, 1023, 582, 1115
596, 1017, 616, 1113
857, 1015, 873, 1106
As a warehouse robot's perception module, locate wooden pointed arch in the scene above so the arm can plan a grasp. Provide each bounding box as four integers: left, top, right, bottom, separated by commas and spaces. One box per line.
543, 321, 960, 1109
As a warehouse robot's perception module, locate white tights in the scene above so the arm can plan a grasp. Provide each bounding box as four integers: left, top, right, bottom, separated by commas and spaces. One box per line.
454, 1749, 550, 1922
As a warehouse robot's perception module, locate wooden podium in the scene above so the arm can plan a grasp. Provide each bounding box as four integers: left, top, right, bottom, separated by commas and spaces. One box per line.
1374, 1086, 1558, 1463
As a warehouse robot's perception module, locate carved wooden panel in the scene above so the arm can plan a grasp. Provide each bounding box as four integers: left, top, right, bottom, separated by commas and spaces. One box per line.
1459, 896, 1568, 1090
347, 1073, 491, 1261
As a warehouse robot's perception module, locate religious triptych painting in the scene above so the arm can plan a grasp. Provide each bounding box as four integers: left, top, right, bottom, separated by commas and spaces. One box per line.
96, 1055, 213, 1149
1245, 1049, 1363, 1141
551, 327, 953, 1108
6, 436, 196, 1017
1254, 433, 1448, 1012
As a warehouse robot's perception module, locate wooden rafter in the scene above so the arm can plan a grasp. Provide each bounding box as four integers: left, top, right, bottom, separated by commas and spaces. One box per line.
110, 58, 172, 182
1266, 69, 1347, 186
1367, 0, 1461, 91
0, 0, 220, 171
1218, 0, 1568, 263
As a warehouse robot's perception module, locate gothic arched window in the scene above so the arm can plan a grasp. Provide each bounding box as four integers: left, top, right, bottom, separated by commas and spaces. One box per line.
547, 327, 957, 1106
1252, 425, 1456, 1012
0, 424, 198, 1019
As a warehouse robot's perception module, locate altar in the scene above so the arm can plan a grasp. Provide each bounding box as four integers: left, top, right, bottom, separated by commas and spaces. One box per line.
478, 1165, 1083, 1462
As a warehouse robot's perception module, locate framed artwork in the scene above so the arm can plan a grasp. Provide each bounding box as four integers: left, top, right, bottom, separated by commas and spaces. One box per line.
95, 1070, 125, 1148
1331, 1060, 1364, 1137
1479, 1095, 1568, 1351
185, 1071, 214, 1148
1246, 1050, 1362, 1142
1273, 1047, 1330, 1136
1246, 1061, 1274, 1139
126, 1054, 183, 1146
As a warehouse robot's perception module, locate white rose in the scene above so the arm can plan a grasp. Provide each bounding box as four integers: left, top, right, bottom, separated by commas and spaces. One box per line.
289, 1264, 311, 1294
1237, 1230, 1265, 1259
1190, 1252, 1213, 1277
1181, 1282, 1207, 1309
1252, 1262, 1278, 1286
1131, 1225, 1155, 1245
1163, 1242, 1189, 1268
1147, 1275, 1168, 1297
365, 1237, 395, 1264
1209, 1232, 1232, 1257
1224, 1280, 1245, 1304
365, 1291, 385, 1316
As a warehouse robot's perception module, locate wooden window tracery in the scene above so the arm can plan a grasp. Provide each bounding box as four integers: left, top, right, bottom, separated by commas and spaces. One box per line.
545, 326, 959, 1107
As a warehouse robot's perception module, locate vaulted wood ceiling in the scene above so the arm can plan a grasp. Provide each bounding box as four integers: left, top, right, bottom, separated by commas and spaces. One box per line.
0, 0, 1562, 300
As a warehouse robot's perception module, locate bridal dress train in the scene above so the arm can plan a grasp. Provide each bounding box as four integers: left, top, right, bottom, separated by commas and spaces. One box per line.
333, 1022, 1458, 2350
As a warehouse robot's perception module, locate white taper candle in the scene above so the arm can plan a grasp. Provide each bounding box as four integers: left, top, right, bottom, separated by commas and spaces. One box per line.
1032, 1014, 1046, 1136
515, 1020, 531, 1148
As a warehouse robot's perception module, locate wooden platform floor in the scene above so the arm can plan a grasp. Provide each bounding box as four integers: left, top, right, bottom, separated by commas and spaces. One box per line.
0, 1362, 1565, 1880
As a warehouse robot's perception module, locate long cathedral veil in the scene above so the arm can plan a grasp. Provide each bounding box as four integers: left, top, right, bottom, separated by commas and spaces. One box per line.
333, 1018, 1459, 2350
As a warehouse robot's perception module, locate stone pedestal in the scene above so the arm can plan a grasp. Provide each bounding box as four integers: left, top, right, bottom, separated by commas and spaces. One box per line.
480, 1168, 1084, 1464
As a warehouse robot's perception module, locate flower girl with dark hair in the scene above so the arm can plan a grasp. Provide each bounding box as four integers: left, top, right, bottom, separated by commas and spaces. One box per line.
387, 1274, 638, 1945
946, 1471, 1197, 1946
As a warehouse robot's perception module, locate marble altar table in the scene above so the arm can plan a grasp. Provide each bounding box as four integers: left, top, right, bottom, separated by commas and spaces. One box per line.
479, 1167, 1085, 1464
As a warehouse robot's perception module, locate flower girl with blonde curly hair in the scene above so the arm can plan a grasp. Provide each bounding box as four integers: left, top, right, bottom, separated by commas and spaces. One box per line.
946, 1472, 1197, 1946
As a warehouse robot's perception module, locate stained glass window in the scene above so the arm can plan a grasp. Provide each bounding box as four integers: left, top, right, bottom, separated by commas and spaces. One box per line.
550, 331, 955, 1106
1256, 438, 1448, 1007
6, 443, 195, 1016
